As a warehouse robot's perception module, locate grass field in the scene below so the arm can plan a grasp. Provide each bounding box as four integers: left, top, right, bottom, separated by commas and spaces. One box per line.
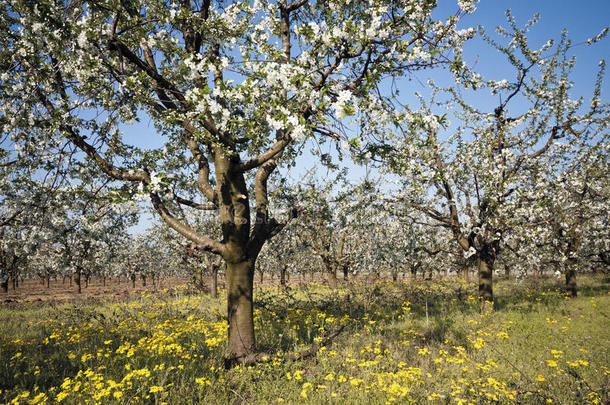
1, 275, 609, 404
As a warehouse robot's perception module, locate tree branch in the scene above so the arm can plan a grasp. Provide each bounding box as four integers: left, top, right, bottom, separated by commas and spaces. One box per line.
173, 192, 217, 210
150, 192, 225, 255
238, 136, 290, 172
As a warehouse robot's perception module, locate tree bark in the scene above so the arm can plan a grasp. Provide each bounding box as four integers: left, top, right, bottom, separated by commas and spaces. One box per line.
477, 248, 494, 302
1, 279, 7, 293
280, 265, 287, 288
74, 269, 81, 294
193, 267, 204, 291
565, 262, 577, 298
462, 263, 470, 281
327, 265, 338, 289
211, 266, 218, 298
226, 259, 256, 360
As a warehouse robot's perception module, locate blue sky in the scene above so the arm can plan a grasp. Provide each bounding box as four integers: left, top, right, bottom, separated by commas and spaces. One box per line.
454, 0, 609, 92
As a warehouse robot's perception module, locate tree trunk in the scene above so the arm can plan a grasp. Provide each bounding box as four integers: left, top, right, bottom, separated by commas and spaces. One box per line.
343, 265, 349, 281
74, 269, 81, 294
477, 252, 494, 302
211, 266, 218, 298
462, 264, 469, 281
46, 276, 50, 288
327, 265, 338, 289
142, 275, 147, 287
131, 274, 136, 288
103, 276, 106, 287
1, 279, 7, 293
392, 271, 398, 282
280, 265, 287, 288
193, 267, 203, 291
565, 263, 577, 298
12, 278, 16, 290
226, 259, 255, 361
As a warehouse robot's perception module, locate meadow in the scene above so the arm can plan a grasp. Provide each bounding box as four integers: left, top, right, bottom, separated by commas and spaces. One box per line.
1, 275, 608, 404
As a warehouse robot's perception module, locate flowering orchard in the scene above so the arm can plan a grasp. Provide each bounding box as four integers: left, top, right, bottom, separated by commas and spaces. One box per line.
0, 0, 609, 397
1, 0, 477, 361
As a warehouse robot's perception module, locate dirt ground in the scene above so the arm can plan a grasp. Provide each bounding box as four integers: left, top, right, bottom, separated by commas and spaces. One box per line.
0, 276, 194, 306
1, 272, 438, 307
0, 273, 310, 306
0, 273, 336, 306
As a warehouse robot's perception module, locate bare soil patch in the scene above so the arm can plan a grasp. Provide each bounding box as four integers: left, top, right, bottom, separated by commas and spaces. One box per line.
0, 277, 191, 306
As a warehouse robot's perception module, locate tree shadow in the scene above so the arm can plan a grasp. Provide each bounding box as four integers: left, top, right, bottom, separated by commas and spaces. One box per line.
253, 275, 610, 353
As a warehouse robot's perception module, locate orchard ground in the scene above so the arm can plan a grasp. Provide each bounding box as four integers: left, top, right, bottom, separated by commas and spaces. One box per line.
1, 274, 609, 404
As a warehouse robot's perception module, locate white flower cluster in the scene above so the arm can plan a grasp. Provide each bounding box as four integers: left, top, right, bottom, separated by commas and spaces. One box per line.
149, 172, 163, 193
458, 0, 477, 14
331, 90, 354, 119
464, 246, 477, 259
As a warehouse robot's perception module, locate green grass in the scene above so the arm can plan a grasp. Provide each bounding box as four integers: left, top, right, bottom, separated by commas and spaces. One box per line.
0, 275, 608, 404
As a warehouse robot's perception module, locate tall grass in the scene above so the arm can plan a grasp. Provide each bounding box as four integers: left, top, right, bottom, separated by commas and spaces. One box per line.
1, 275, 608, 404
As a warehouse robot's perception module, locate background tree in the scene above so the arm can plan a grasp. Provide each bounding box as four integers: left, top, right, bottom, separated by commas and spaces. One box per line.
291, 172, 367, 288
372, 14, 609, 302
520, 130, 610, 296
